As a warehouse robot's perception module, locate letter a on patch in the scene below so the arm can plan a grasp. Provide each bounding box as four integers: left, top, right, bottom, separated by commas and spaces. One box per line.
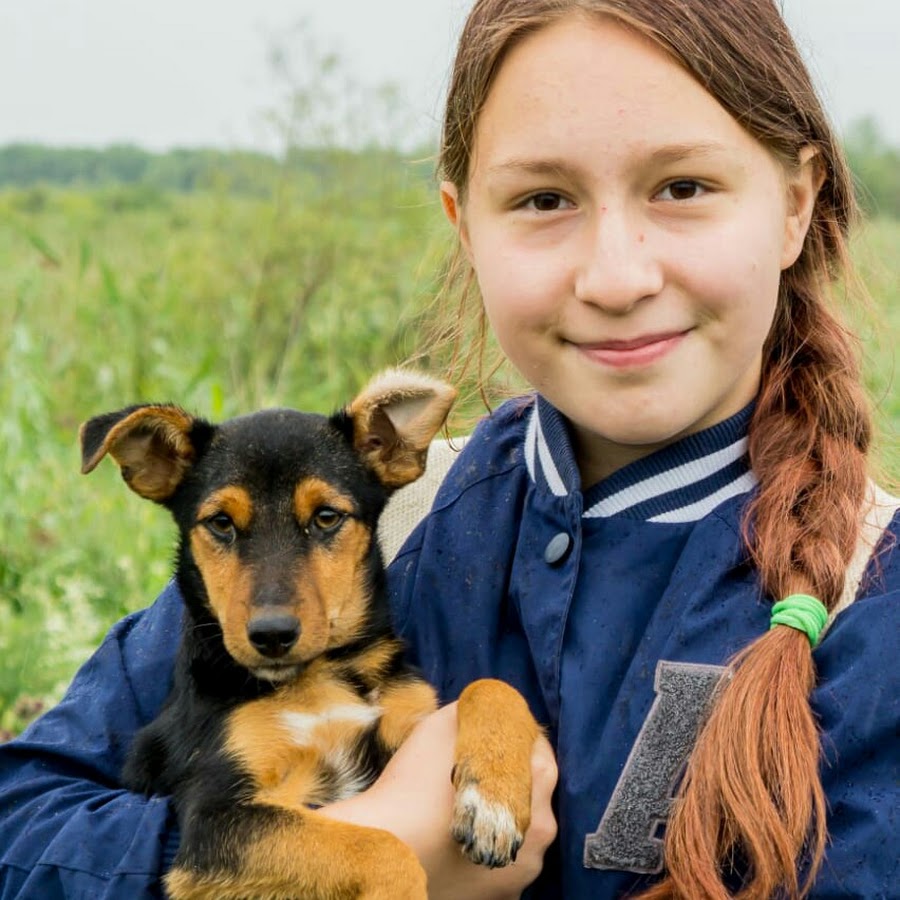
584, 661, 728, 873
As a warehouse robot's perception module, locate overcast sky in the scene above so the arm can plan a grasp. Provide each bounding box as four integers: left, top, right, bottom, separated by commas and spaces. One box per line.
1, 0, 897, 152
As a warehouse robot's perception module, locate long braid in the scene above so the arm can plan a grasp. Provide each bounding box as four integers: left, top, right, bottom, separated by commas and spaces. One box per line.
640, 260, 872, 900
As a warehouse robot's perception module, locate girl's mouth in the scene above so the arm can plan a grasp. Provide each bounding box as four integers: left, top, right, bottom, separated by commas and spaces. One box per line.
575, 330, 689, 368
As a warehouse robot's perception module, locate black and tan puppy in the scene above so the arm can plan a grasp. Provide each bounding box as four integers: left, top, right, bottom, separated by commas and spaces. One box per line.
80, 370, 540, 900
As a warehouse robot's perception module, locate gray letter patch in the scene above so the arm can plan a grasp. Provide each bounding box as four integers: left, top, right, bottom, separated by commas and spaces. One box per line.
583, 661, 728, 873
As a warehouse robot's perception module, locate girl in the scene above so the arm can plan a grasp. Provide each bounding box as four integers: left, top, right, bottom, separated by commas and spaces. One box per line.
368, 2, 898, 896
1, 1, 897, 898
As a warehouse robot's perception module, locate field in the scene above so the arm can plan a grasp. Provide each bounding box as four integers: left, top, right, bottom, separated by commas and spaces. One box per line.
0, 162, 897, 737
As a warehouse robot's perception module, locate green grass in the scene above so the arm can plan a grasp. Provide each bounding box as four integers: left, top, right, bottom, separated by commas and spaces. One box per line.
0, 170, 896, 737
851, 218, 900, 467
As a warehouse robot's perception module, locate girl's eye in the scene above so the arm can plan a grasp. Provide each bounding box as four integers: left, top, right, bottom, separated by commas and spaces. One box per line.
524, 192, 572, 212
205, 513, 236, 544
311, 508, 344, 533
657, 180, 705, 201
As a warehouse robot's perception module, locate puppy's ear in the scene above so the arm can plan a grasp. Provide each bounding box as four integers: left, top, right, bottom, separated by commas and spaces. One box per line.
80, 404, 211, 502
344, 369, 457, 489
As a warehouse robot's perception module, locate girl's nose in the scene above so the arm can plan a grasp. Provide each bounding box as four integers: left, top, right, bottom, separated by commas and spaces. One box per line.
573, 208, 664, 313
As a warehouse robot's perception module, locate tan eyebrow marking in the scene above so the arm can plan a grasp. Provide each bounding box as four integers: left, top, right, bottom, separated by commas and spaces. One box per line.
293, 478, 356, 525
197, 486, 254, 530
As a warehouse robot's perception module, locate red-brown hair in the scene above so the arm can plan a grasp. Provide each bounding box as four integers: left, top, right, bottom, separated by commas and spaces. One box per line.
433, 1, 873, 896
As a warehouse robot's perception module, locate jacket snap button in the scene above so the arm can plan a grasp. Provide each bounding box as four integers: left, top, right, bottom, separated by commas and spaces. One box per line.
544, 532, 571, 565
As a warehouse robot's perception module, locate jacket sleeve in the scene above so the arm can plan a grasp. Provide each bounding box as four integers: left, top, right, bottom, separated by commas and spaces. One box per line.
809, 584, 900, 897
0, 583, 183, 899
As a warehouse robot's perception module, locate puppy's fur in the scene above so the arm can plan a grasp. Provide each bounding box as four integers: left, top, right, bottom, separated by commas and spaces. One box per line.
81, 370, 540, 900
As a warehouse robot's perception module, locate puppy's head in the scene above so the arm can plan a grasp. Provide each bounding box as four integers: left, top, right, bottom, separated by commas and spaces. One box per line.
81, 370, 455, 683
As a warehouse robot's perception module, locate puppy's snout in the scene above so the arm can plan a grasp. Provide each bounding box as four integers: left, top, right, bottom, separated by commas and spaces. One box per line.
247, 613, 300, 658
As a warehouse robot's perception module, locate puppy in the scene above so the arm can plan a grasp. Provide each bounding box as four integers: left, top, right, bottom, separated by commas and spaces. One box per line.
81, 370, 540, 900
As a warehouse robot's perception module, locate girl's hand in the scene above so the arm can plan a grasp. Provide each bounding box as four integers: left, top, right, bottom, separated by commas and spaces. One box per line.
317, 702, 558, 899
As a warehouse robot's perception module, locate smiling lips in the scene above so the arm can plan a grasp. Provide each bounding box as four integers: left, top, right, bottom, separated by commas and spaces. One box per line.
575, 331, 689, 368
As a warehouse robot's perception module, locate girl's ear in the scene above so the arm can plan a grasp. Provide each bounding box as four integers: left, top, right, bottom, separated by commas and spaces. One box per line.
781, 146, 826, 270
440, 180, 460, 227
440, 180, 473, 262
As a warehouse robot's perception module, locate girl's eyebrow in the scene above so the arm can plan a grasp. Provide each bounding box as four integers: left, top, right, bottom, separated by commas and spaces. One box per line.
484, 141, 734, 178
485, 158, 572, 178
647, 141, 733, 165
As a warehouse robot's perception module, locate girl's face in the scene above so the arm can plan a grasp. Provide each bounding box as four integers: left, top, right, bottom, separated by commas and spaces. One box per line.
442, 14, 819, 484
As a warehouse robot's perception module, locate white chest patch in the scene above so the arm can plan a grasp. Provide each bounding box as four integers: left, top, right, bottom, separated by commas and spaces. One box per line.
279, 703, 383, 748
278, 702, 384, 802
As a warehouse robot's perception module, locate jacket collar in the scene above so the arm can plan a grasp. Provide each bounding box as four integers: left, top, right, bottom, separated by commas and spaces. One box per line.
523, 395, 756, 522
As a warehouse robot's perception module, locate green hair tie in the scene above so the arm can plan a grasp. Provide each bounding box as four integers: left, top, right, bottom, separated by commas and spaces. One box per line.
770, 594, 829, 647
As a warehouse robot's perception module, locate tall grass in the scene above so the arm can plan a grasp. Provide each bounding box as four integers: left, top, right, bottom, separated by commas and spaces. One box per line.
851, 217, 900, 461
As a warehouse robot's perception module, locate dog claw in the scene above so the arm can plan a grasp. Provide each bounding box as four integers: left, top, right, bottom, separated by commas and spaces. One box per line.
451, 784, 523, 868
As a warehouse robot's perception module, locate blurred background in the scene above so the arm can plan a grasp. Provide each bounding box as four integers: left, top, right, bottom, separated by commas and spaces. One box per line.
1, 0, 897, 737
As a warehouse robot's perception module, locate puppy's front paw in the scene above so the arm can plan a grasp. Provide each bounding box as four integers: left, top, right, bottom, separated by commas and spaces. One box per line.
451, 778, 524, 868
450, 679, 540, 868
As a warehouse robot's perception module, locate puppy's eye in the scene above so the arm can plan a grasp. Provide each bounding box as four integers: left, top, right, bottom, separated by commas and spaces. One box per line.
205, 513, 236, 543
311, 507, 344, 533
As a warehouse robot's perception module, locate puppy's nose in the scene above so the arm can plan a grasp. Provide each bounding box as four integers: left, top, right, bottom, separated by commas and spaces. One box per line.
247, 613, 300, 658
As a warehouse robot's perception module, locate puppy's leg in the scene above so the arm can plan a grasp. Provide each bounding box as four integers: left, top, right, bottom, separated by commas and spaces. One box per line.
375, 677, 439, 751
166, 801, 427, 900
451, 678, 541, 868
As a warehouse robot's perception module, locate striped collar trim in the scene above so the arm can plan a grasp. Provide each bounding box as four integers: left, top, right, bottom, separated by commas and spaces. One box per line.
524, 396, 756, 523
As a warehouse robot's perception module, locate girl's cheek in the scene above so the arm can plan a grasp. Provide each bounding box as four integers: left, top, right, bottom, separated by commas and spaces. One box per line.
477, 246, 556, 309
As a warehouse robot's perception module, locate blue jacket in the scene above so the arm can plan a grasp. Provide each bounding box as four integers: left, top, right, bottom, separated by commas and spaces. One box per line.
1, 396, 898, 898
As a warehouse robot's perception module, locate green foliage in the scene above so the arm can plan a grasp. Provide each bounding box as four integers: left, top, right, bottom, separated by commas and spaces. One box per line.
0, 143, 276, 194
847, 218, 900, 468
844, 118, 900, 219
